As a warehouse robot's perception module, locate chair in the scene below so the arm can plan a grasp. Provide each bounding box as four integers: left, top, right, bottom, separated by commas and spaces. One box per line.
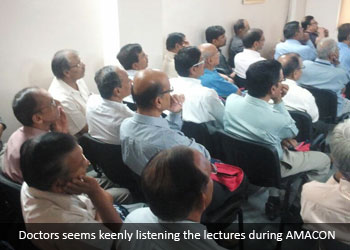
299, 85, 338, 123
123, 101, 137, 111
289, 110, 313, 142
78, 134, 144, 201
181, 121, 222, 159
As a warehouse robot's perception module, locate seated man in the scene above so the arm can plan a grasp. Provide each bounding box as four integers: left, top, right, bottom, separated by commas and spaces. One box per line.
86, 65, 134, 145
337, 23, 350, 74
301, 15, 328, 47
234, 28, 266, 88
49, 49, 91, 135
162, 32, 189, 78
205, 25, 234, 79
117, 43, 148, 80
229, 19, 250, 68
199, 43, 240, 98
21, 132, 122, 250
298, 38, 350, 117
278, 53, 319, 122
120, 69, 208, 175
301, 120, 350, 245
117, 146, 226, 250
274, 21, 316, 61
170, 46, 225, 128
3, 87, 67, 183
224, 60, 330, 219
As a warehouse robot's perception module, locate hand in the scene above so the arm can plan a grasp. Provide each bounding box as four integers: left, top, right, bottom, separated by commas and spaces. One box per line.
168, 94, 185, 113
281, 138, 298, 150
52, 105, 69, 133
281, 83, 289, 98
63, 175, 101, 197
318, 27, 328, 38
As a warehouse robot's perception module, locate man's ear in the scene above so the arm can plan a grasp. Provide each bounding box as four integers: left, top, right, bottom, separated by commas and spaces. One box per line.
132, 62, 139, 70
269, 84, 277, 96
175, 43, 182, 51
212, 39, 219, 47
63, 69, 70, 78
113, 87, 120, 97
153, 96, 163, 110
32, 113, 43, 125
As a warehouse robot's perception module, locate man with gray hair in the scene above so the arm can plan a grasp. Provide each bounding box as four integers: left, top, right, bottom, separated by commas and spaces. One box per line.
49, 49, 91, 135
298, 38, 350, 116
301, 120, 350, 245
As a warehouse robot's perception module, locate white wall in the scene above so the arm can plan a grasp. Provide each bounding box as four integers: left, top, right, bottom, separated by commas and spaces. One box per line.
305, 0, 342, 39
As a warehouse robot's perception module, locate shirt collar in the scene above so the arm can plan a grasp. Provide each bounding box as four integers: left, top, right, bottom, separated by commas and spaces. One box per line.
315, 58, 332, 66
133, 113, 169, 128
338, 42, 349, 48
56, 78, 82, 94
245, 94, 273, 110
285, 39, 302, 45
283, 78, 297, 86
179, 76, 202, 86
243, 48, 261, 57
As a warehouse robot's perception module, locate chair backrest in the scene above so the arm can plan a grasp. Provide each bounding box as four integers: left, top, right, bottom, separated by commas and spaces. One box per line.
181, 121, 221, 159
300, 84, 337, 123
215, 130, 282, 188
289, 110, 313, 142
78, 134, 142, 197
0, 173, 22, 222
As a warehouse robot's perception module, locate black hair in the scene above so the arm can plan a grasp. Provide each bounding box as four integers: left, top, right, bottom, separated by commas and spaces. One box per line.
246, 60, 282, 98
174, 46, 201, 77
131, 82, 164, 109
20, 132, 76, 191
94, 66, 121, 99
205, 25, 225, 43
338, 23, 350, 42
141, 146, 209, 221
233, 19, 246, 35
117, 43, 142, 70
12, 87, 40, 126
280, 53, 301, 77
301, 15, 314, 30
242, 28, 263, 48
51, 49, 77, 79
166, 32, 185, 51
283, 21, 300, 39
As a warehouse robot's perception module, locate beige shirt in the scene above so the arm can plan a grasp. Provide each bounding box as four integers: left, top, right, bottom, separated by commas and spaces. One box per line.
162, 50, 178, 78
48, 78, 90, 135
21, 182, 114, 250
301, 177, 350, 244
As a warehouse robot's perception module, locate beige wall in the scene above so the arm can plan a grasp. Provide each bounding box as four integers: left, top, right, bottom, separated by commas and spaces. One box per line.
0, 0, 340, 141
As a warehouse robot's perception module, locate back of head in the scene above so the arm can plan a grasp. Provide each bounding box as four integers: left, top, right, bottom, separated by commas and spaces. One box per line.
329, 120, 350, 181
242, 28, 263, 48
94, 65, 121, 99
131, 69, 165, 110
166, 32, 185, 51
205, 25, 225, 43
317, 38, 337, 60
174, 46, 201, 77
338, 23, 350, 42
117, 43, 142, 70
20, 132, 76, 191
141, 146, 209, 221
233, 19, 245, 35
301, 15, 314, 30
12, 87, 41, 126
278, 53, 301, 78
246, 60, 282, 98
283, 21, 300, 39
51, 49, 78, 79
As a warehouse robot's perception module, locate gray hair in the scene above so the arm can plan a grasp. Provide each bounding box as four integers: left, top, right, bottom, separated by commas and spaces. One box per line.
51, 49, 78, 79
317, 38, 338, 60
329, 120, 350, 180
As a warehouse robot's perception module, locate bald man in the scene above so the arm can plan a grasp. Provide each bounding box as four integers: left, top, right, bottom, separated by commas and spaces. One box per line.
86, 65, 134, 145
198, 43, 240, 98
278, 53, 319, 122
120, 69, 210, 176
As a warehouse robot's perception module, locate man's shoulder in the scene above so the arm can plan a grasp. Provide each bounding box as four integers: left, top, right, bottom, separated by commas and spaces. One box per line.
125, 207, 157, 223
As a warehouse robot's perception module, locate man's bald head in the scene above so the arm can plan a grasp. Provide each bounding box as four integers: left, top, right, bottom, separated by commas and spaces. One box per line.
198, 43, 217, 59
132, 69, 170, 109
278, 53, 302, 79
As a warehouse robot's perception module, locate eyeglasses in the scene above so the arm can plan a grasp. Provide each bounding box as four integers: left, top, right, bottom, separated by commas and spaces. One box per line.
211, 163, 218, 175
159, 87, 174, 95
34, 99, 57, 114
192, 60, 205, 68
70, 62, 83, 68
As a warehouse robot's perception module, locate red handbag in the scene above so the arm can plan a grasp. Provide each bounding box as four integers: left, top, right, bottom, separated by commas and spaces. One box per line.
211, 162, 244, 191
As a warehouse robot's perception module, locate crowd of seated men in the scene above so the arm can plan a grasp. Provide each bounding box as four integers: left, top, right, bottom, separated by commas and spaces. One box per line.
0, 15, 350, 250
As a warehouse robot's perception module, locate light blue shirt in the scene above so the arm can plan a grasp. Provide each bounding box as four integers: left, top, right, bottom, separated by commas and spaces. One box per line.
298, 58, 350, 116
223, 94, 298, 159
120, 112, 210, 175
338, 42, 350, 75
274, 39, 316, 61
199, 69, 238, 98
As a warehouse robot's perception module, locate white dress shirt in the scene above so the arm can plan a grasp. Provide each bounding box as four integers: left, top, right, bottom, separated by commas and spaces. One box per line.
162, 50, 178, 78
86, 95, 134, 145
234, 49, 265, 79
301, 177, 350, 245
170, 77, 225, 128
48, 78, 90, 135
282, 78, 319, 122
